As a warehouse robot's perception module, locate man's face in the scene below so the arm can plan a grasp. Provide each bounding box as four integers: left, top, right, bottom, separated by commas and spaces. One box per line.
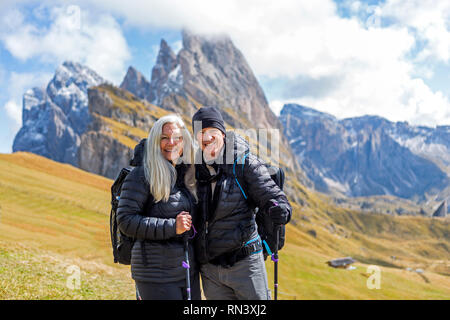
196, 127, 225, 161
160, 122, 184, 162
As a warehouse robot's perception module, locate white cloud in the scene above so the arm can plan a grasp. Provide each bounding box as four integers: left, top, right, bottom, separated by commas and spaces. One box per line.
170, 40, 182, 54
4, 100, 22, 125
380, 0, 450, 63
2, 71, 52, 127
0, 5, 131, 84
268, 100, 285, 117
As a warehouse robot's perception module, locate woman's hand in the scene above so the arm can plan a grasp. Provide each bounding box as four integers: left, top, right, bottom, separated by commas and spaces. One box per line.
176, 211, 192, 235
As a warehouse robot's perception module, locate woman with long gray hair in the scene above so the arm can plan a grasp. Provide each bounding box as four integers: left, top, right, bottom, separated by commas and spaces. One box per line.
116, 114, 200, 300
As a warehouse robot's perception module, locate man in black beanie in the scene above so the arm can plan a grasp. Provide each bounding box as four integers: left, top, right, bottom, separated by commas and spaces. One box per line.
192, 106, 227, 136
192, 106, 227, 164
192, 106, 291, 300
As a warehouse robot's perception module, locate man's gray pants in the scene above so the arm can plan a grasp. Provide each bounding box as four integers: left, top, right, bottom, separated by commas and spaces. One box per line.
200, 251, 271, 300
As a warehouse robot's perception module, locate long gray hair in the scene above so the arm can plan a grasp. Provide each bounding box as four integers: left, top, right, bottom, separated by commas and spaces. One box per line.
143, 114, 197, 203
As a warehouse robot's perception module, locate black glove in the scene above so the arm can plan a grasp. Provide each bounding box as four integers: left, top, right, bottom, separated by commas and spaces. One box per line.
267, 200, 291, 225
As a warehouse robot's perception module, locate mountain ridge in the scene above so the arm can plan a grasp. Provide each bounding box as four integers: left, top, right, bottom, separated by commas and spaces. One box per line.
280, 103, 450, 213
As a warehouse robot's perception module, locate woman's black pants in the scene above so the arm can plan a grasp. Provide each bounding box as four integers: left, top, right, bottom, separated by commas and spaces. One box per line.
135, 273, 201, 300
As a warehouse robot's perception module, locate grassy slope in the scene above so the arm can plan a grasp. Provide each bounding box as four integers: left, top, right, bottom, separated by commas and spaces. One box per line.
0, 152, 134, 299
0, 152, 449, 299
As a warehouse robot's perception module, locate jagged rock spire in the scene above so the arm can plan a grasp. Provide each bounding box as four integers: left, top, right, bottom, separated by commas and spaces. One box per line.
120, 66, 152, 102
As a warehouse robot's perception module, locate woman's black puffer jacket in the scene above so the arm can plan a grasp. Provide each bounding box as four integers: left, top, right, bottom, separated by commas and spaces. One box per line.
116, 163, 197, 283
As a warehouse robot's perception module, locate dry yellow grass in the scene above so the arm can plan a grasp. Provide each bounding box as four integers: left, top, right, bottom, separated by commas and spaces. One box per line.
0, 152, 449, 299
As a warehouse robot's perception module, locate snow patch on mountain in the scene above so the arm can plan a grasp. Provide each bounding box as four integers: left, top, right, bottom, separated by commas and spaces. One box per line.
13, 61, 106, 166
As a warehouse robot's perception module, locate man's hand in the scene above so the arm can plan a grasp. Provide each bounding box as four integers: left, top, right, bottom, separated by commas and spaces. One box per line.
268, 200, 291, 225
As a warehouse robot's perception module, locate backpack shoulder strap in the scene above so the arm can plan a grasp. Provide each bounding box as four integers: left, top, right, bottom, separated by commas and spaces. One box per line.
233, 151, 250, 200
233, 152, 285, 198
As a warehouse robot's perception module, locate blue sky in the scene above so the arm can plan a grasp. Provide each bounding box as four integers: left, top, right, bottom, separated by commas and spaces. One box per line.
1, 0, 450, 153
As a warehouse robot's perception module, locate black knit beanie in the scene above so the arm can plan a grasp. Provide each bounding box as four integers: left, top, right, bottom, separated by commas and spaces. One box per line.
192, 106, 226, 135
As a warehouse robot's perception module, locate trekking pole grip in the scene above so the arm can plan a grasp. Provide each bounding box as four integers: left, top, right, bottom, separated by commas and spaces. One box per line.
272, 225, 281, 262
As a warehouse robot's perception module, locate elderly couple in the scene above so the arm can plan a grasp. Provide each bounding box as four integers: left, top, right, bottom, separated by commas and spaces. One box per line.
117, 106, 291, 300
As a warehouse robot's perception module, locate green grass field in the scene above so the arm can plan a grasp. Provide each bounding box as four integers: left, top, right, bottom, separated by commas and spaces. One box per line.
0, 152, 449, 299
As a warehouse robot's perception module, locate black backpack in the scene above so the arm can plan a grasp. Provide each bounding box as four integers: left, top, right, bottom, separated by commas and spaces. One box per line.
110, 167, 134, 265
233, 153, 287, 260
110, 138, 147, 265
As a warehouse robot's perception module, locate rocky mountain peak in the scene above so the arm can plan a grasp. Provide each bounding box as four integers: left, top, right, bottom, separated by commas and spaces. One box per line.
13, 61, 105, 166
178, 30, 280, 129
155, 39, 178, 74
126, 30, 282, 130
56, 61, 105, 88
118, 31, 282, 131
148, 39, 180, 106
120, 66, 151, 102
281, 104, 337, 122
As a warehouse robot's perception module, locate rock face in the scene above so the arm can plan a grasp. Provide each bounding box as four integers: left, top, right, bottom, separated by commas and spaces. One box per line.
148, 39, 180, 108
78, 85, 133, 179
119, 66, 152, 102
432, 201, 447, 217
127, 31, 281, 131
79, 131, 133, 179
280, 103, 450, 201
78, 84, 165, 179
327, 257, 356, 268
13, 61, 105, 166
177, 31, 280, 130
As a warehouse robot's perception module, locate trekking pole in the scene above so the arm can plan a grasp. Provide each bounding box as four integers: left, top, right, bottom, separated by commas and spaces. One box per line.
182, 232, 191, 300
273, 225, 280, 300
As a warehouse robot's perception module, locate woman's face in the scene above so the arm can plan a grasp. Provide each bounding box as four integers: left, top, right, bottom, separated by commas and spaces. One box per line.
160, 122, 184, 162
